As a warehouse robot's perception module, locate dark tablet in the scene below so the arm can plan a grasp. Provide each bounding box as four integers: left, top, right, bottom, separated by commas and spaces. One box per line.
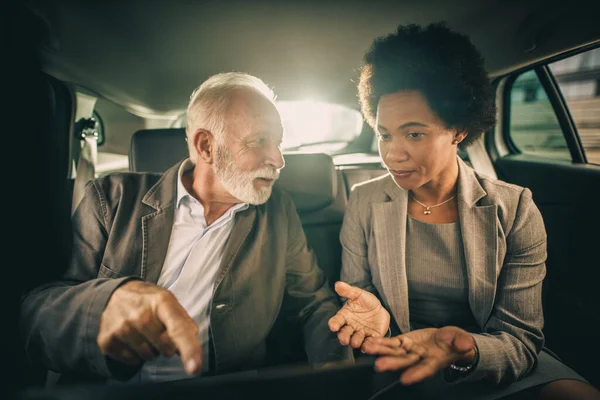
21, 357, 385, 400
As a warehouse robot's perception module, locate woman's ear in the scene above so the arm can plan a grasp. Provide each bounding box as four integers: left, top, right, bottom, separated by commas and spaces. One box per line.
452, 130, 468, 145
193, 129, 215, 163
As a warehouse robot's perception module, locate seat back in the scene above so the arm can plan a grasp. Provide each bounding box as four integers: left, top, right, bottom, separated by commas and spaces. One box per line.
278, 153, 347, 288
269, 153, 347, 365
129, 128, 188, 173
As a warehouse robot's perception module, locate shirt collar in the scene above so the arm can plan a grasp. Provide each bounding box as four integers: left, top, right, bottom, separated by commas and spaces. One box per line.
176, 159, 195, 209
175, 158, 249, 215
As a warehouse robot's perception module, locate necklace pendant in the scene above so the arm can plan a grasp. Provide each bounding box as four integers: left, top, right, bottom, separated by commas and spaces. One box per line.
424, 207, 431, 215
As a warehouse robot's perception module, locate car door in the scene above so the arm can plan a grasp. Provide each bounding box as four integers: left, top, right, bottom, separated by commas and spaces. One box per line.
488, 46, 600, 386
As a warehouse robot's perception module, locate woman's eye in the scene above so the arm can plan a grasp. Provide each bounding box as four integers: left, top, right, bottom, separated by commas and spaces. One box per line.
378, 133, 391, 141
407, 132, 423, 139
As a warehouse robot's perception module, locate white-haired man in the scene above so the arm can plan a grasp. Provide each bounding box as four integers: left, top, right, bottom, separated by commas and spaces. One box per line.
21, 72, 390, 385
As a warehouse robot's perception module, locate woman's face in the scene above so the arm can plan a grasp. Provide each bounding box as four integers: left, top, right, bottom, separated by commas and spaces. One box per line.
376, 90, 465, 191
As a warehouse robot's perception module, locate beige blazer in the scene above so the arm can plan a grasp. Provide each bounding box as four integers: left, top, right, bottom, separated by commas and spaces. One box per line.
340, 157, 547, 385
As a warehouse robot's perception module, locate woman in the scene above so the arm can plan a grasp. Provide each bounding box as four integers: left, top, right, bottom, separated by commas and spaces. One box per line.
328, 23, 598, 399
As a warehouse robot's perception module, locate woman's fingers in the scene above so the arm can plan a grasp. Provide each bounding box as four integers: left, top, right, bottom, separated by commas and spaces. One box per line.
328, 313, 347, 333
398, 336, 414, 352
374, 352, 422, 372
337, 324, 355, 346
350, 331, 366, 349
361, 341, 407, 356
334, 281, 364, 301
364, 335, 403, 348
400, 356, 444, 386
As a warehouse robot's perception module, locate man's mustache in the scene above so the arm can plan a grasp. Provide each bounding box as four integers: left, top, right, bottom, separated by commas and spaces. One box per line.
250, 167, 280, 180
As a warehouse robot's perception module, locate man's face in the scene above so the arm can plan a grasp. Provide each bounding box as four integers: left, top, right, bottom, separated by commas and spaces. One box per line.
213, 89, 285, 205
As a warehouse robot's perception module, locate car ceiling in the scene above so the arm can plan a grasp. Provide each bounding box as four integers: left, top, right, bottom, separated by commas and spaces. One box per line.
26, 0, 600, 117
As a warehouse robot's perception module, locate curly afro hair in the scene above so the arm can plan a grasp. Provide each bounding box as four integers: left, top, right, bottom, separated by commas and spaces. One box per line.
358, 22, 496, 148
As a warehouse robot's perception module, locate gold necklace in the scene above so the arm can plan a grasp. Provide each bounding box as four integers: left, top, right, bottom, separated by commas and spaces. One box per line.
410, 194, 456, 215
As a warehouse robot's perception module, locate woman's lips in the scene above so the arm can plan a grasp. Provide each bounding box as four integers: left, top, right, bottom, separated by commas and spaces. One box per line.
390, 169, 414, 179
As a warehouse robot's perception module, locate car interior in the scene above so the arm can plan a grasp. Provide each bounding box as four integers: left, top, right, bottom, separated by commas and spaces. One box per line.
7, 0, 600, 396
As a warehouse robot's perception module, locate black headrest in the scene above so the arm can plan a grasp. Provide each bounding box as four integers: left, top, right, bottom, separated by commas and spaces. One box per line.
129, 129, 337, 213
276, 152, 337, 213
129, 128, 188, 173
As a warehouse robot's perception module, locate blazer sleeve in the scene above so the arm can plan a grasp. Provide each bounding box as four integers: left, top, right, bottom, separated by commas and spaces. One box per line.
463, 187, 546, 385
340, 186, 379, 297
280, 192, 353, 364
20, 180, 138, 380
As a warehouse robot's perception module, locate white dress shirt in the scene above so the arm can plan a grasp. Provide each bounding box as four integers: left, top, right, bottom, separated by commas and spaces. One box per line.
135, 159, 248, 382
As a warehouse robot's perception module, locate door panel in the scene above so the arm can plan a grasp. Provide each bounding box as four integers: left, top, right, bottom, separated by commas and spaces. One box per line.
495, 149, 600, 387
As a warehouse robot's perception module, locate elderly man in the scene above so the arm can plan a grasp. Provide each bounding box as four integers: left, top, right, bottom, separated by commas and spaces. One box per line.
20, 72, 389, 385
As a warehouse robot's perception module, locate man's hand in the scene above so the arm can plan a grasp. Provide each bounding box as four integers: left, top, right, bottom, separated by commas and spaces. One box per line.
97, 280, 202, 376
361, 326, 477, 385
328, 281, 390, 348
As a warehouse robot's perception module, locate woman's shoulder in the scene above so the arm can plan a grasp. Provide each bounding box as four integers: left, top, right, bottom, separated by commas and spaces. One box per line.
349, 172, 393, 199
473, 171, 540, 229
475, 172, 533, 205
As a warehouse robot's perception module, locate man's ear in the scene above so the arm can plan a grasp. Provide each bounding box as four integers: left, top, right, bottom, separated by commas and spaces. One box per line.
193, 129, 215, 163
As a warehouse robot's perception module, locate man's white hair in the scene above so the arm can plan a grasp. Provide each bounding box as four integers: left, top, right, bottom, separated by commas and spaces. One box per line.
185, 72, 276, 163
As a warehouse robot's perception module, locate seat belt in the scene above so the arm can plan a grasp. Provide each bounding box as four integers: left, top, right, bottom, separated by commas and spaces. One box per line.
465, 133, 498, 180
71, 93, 98, 214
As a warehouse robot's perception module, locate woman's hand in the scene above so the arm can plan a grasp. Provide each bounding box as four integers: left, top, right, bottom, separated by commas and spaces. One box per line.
328, 282, 390, 348
362, 326, 477, 385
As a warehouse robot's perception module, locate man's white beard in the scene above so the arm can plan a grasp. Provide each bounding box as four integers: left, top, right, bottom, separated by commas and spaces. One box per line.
213, 143, 279, 205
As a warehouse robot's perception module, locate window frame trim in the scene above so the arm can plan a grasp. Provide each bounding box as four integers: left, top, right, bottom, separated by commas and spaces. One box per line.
538, 65, 587, 163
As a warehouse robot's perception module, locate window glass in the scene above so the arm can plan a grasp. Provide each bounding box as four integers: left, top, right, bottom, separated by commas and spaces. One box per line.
173, 101, 363, 154
509, 70, 570, 161
549, 48, 600, 164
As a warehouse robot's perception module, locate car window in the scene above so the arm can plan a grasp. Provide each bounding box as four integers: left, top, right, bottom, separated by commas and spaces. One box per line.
173, 101, 363, 153
549, 48, 600, 164
509, 70, 570, 161
508, 48, 600, 164
277, 101, 363, 151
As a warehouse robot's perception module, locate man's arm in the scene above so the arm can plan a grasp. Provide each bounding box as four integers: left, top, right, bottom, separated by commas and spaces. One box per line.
21, 181, 202, 379
20, 180, 202, 380
20, 180, 137, 379
280, 192, 353, 364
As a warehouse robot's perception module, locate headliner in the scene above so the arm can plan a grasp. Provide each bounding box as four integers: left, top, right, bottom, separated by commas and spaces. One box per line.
26, 0, 600, 117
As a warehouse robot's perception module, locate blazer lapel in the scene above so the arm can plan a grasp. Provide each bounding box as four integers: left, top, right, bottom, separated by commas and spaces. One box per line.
373, 179, 411, 333
212, 206, 256, 295
456, 158, 498, 329
141, 162, 181, 284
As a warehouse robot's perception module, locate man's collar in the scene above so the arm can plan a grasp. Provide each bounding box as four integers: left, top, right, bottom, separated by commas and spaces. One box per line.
175, 158, 250, 214
176, 158, 196, 208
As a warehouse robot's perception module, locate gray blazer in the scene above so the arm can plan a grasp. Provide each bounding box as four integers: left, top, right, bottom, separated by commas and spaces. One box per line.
340, 157, 546, 385
21, 161, 352, 383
